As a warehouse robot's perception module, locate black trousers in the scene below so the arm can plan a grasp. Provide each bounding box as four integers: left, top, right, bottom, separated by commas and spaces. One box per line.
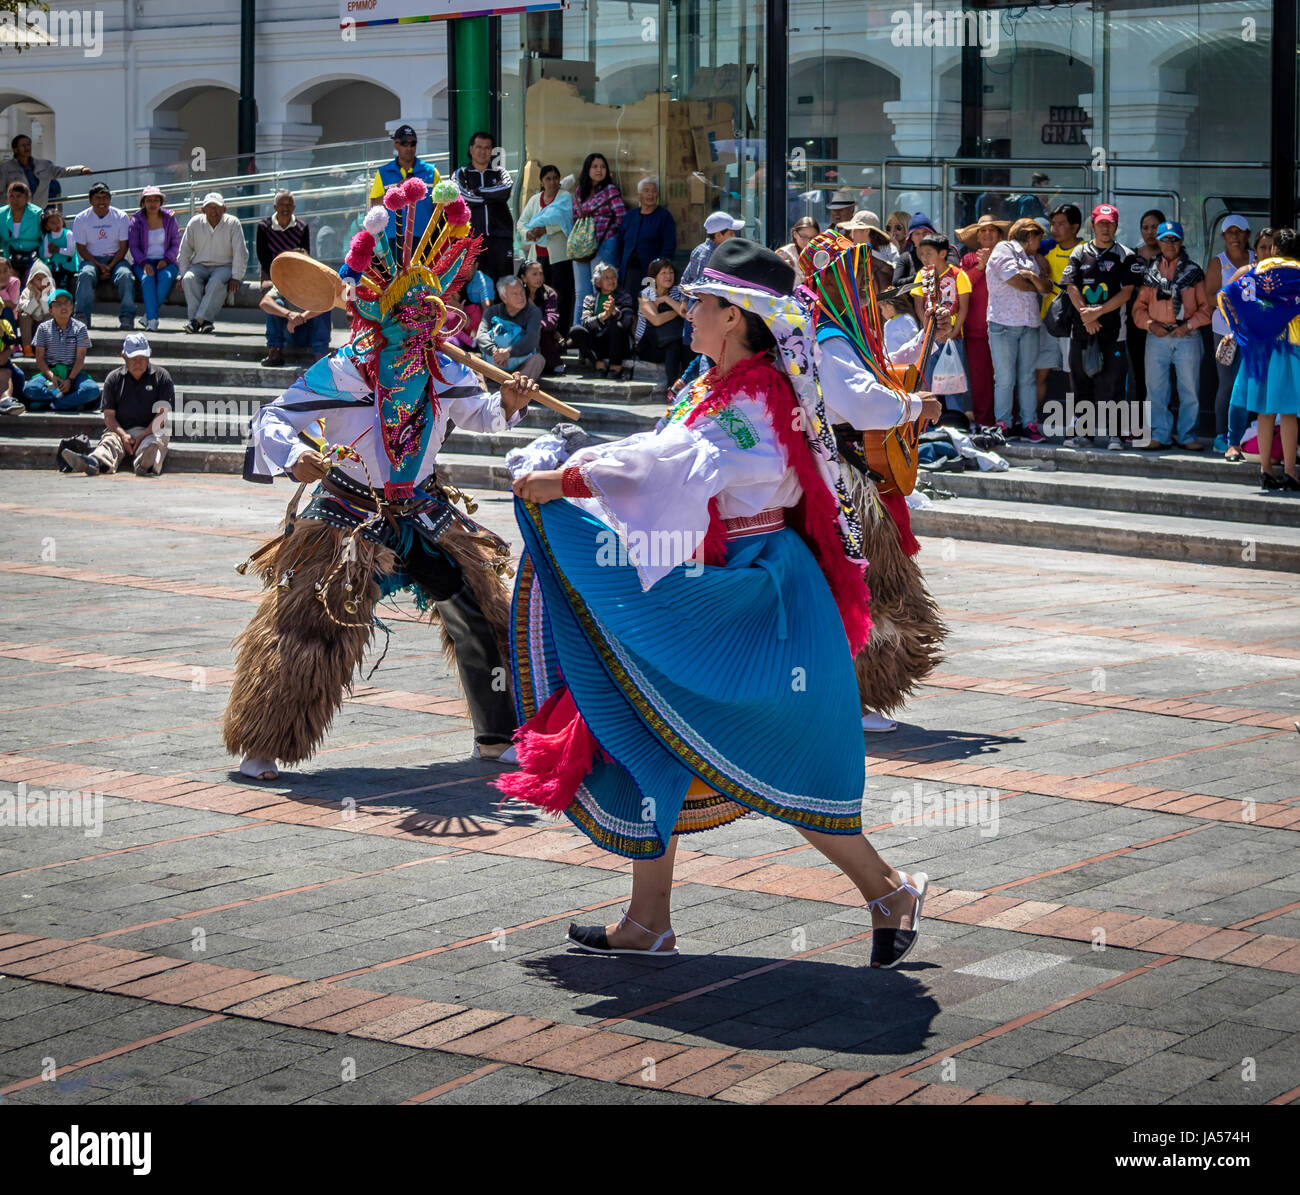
478, 237, 514, 290
399, 537, 516, 745
636, 330, 684, 385
569, 321, 631, 366
1069, 336, 1130, 440
541, 257, 575, 333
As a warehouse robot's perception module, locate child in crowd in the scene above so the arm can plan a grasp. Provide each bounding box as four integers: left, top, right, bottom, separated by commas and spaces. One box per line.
911, 233, 971, 412
880, 288, 921, 358
0, 256, 18, 321
16, 258, 53, 353
0, 313, 24, 415
444, 283, 482, 351
40, 205, 80, 293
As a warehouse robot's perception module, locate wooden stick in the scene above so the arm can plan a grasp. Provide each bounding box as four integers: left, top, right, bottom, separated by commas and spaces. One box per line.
441, 343, 581, 421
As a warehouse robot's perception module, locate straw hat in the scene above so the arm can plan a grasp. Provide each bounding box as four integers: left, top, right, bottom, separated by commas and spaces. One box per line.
955, 213, 1011, 248
270, 250, 347, 312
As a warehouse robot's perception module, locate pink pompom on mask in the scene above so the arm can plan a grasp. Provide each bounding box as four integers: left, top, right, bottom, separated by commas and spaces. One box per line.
399, 177, 428, 206
445, 198, 471, 226
345, 231, 376, 272
383, 187, 407, 212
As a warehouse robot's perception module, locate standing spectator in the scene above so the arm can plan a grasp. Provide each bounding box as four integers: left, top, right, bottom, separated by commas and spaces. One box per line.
0, 179, 41, 283
1254, 227, 1276, 260
62, 334, 172, 477
986, 218, 1053, 437
369, 125, 441, 246
568, 261, 635, 379
256, 190, 310, 280
127, 186, 180, 332
776, 215, 818, 272
1035, 203, 1083, 421
1, 134, 90, 209
1005, 173, 1052, 222
16, 258, 53, 352
475, 274, 545, 380
518, 260, 565, 376
72, 183, 134, 329
893, 212, 958, 285
681, 211, 743, 367
956, 214, 1008, 429
884, 210, 911, 257
39, 204, 79, 293
1132, 221, 1212, 451
571, 153, 626, 318
1062, 204, 1142, 449
910, 233, 971, 412
1127, 208, 1166, 405
178, 193, 247, 334
0, 310, 24, 414
259, 281, 331, 368
453, 131, 514, 284
615, 178, 676, 288
634, 257, 688, 386
1205, 214, 1255, 459
24, 288, 99, 410
519, 164, 575, 331
826, 188, 857, 231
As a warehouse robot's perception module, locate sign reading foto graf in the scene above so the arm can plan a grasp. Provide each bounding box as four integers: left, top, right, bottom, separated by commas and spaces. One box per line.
341, 0, 565, 26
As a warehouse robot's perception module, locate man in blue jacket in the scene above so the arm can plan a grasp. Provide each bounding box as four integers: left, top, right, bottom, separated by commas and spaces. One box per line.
615, 178, 676, 287
368, 124, 441, 245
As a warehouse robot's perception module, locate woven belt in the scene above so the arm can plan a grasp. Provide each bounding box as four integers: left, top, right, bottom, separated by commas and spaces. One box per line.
723, 508, 786, 538
322, 469, 437, 515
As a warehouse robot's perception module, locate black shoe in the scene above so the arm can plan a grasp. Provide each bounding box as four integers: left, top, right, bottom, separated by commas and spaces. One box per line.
551, 362, 566, 376
1259, 471, 1282, 492
1282, 473, 1300, 493
183, 319, 200, 334
868, 872, 927, 970
198, 320, 216, 334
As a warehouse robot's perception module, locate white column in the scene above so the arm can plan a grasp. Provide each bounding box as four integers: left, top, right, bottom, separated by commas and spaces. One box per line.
882, 99, 962, 223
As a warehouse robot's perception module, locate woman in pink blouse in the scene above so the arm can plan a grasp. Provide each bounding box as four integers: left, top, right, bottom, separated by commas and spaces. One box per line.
571, 153, 626, 319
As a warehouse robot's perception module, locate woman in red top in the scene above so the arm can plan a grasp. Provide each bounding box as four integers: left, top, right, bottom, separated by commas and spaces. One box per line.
956, 214, 1008, 428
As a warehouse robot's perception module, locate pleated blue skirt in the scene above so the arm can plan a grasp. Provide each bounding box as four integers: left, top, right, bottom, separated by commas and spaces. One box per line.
1230, 348, 1300, 416
511, 496, 865, 859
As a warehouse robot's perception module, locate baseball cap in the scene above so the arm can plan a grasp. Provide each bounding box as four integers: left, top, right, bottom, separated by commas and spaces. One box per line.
392, 124, 417, 142
200, 191, 225, 208
1091, 203, 1120, 225
703, 211, 745, 234
50, 288, 74, 303
140, 185, 164, 201
1156, 220, 1185, 241
122, 333, 152, 358
1221, 214, 1250, 233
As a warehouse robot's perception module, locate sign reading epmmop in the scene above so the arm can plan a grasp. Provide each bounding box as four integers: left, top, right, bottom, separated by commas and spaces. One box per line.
341, 0, 564, 27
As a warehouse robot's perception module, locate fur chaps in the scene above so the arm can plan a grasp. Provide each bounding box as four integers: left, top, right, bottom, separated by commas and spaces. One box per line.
223, 518, 393, 765
846, 466, 947, 716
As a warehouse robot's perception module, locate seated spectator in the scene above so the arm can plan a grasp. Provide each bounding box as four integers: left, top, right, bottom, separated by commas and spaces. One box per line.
475, 274, 545, 380
2, 134, 91, 208
16, 258, 53, 353
568, 261, 635, 379
0, 311, 24, 415
256, 190, 310, 280
178, 192, 247, 334
443, 283, 481, 351
634, 257, 688, 385
72, 183, 134, 330
985, 217, 1053, 437
259, 282, 331, 368
62, 333, 172, 477
1132, 220, 1212, 451
615, 178, 676, 288
518, 260, 565, 376
0, 254, 17, 319
39, 204, 79, 293
24, 289, 99, 410
128, 186, 181, 332
0, 179, 41, 284
777, 216, 819, 272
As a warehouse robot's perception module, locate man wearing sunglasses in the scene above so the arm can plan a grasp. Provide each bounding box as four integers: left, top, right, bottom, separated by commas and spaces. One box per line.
368, 124, 442, 244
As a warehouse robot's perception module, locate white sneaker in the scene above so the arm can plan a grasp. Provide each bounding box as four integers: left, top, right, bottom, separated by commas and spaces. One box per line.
0, 396, 24, 415
147, 319, 160, 332
1062, 435, 1090, 449
1107, 437, 1123, 451
861, 711, 898, 733
472, 741, 518, 763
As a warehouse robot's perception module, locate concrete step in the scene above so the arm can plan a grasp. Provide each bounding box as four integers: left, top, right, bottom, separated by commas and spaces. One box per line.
935, 466, 1294, 526
996, 440, 1275, 485
910, 494, 1300, 572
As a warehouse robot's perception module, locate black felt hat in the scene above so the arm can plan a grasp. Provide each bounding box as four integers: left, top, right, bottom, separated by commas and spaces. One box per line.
691, 237, 796, 298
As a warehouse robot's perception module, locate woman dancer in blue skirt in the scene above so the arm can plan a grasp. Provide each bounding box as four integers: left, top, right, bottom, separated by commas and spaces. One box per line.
498, 239, 926, 969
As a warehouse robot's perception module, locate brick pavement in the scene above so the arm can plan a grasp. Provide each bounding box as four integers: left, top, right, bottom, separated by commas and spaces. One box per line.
0, 471, 1296, 1105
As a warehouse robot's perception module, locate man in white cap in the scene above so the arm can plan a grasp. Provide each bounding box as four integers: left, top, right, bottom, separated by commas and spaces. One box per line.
177, 192, 248, 333
679, 210, 745, 362
62, 332, 173, 476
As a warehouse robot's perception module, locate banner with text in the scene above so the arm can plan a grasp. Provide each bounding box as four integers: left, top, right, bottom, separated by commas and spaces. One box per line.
342, 0, 564, 27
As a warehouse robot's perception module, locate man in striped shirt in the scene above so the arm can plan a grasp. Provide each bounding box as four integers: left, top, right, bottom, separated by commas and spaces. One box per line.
25, 289, 100, 410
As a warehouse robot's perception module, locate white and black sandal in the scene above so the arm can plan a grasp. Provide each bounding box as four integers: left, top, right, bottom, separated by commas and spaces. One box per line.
567, 911, 678, 956
867, 871, 927, 969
